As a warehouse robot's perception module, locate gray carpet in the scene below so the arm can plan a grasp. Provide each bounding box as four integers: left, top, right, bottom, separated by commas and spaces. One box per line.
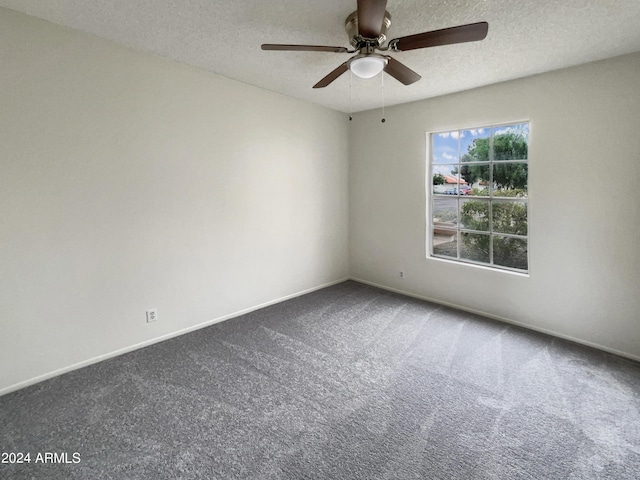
1, 281, 639, 479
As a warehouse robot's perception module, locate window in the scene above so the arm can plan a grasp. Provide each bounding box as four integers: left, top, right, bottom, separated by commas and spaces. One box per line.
428, 122, 529, 272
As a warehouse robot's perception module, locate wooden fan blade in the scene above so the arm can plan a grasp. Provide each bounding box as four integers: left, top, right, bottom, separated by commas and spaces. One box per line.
313, 62, 349, 88
384, 57, 421, 85
357, 0, 387, 38
391, 22, 488, 51
262, 44, 349, 53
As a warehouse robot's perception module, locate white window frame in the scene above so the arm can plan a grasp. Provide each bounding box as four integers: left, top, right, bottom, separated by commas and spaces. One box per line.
426, 121, 530, 274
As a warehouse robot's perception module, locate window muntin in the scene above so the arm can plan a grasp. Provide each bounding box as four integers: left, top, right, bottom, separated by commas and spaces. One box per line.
429, 122, 529, 273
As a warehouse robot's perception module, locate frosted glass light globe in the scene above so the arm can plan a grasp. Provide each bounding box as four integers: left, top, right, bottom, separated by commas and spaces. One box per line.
349, 56, 386, 79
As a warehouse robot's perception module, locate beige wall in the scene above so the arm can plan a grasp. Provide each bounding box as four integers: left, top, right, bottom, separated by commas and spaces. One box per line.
0, 9, 349, 394
350, 52, 640, 360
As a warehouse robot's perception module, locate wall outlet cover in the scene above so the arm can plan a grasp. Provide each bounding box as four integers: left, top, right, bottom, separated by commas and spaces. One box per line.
146, 308, 158, 323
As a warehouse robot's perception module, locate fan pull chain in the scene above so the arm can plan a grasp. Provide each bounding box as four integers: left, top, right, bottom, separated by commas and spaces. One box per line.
381, 72, 386, 123
349, 70, 353, 121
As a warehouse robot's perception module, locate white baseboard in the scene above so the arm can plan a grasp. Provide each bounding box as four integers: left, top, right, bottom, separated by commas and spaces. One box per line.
5, 275, 636, 397
350, 276, 640, 364
0, 277, 350, 397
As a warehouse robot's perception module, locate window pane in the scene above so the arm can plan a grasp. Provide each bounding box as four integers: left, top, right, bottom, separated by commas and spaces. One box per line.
432, 229, 457, 258
460, 198, 489, 231
461, 128, 491, 162
492, 123, 529, 161
432, 131, 459, 164
432, 164, 461, 195
458, 164, 490, 197
493, 236, 528, 270
492, 163, 528, 198
461, 233, 490, 264
492, 201, 527, 235
432, 197, 458, 228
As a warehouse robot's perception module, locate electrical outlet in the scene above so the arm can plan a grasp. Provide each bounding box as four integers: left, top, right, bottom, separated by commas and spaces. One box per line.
399, 271, 405, 279
146, 308, 158, 323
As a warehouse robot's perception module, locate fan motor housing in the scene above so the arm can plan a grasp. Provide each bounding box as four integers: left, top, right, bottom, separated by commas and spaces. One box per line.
345, 10, 391, 47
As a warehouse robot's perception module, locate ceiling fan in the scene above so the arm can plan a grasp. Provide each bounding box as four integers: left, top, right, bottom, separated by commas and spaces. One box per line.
261, 0, 488, 88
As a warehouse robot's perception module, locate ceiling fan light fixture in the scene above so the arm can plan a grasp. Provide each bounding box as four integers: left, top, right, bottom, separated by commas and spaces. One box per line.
349, 55, 386, 79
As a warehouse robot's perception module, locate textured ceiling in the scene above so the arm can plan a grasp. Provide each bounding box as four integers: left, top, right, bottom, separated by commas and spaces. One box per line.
2, 0, 640, 113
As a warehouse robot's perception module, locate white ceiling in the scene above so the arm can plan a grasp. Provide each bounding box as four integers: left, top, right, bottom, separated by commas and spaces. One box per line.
2, 0, 640, 113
